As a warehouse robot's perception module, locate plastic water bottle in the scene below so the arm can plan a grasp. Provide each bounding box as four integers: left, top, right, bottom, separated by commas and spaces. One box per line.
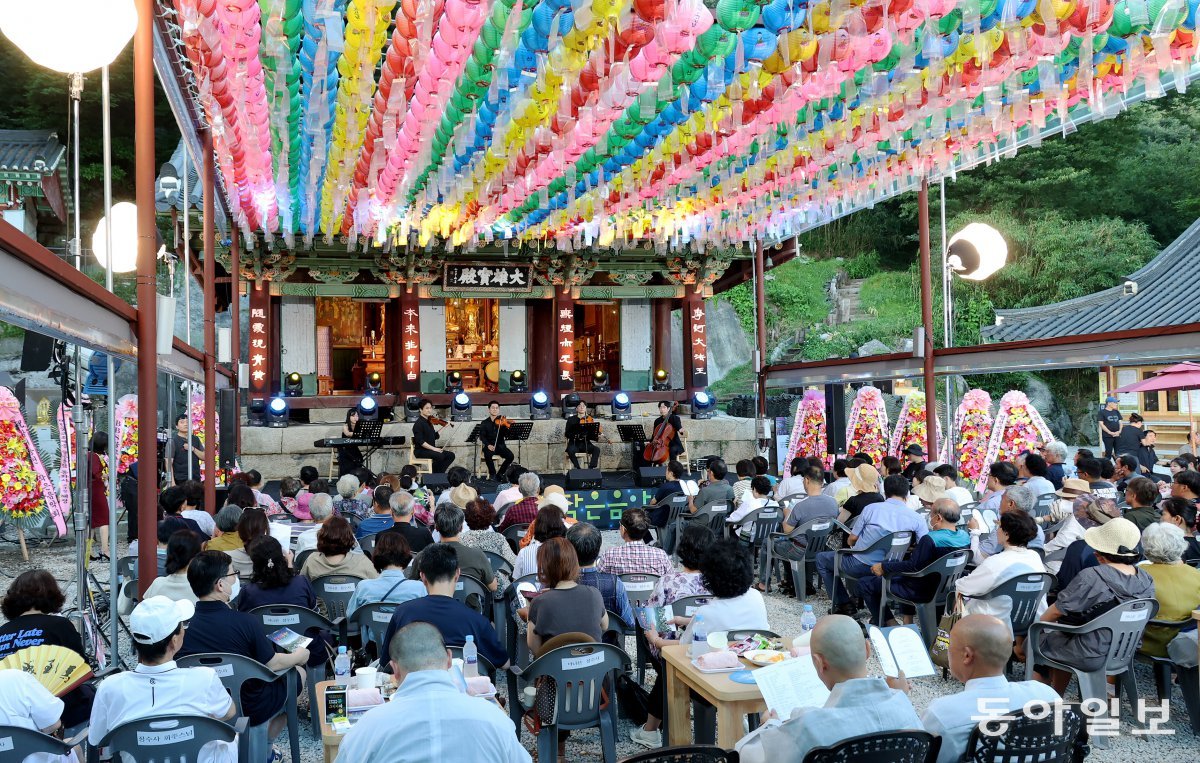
463, 635, 479, 678
690, 614, 709, 659
334, 646, 351, 687
800, 604, 817, 633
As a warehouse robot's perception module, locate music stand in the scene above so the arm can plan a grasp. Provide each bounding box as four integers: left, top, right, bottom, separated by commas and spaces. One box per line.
355, 419, 384, 472
507, 422, 534, 467
465, 424, 483, 475
616, 424, 649, 482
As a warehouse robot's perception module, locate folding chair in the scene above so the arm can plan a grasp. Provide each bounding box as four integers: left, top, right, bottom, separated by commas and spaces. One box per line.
877, 549, 970, 648
831, 531, 913, 609
247, 604, 341, 739
98, 715, 245, 763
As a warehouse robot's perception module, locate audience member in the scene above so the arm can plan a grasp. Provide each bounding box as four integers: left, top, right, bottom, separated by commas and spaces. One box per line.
1139, 522, 1200, 657
1171, 469, 1200, 505
1113, 454, 1140, 493
333, 474, 368, 521
459, 499, 516, 588
932, 464, 974, 507
690, 458, 734, 514
355, 486, 396, 539
295, 493, 336, 555
912, 474, 949, 508
296, 465, 319, 515
1077, 457, 1118, 500
347, 533, 426, 617
382, 490, 434, 553
1019, 453, 1055, 498
227, 507, 269, 580
679, 538, 768, 644
225, 482, 257, 510
300, 516, 378, 582
159, 486, 208, 539
382, 544, 508, 669
334, 622, 529, 762
569, 523, 635, 631
176, 481, 217, 536
494, 465, 526, 508
650, 461, 687, 523
1160, 497, 1200, 563
527, 538, 607, 658
728, 475, 775, 526
1052, 492, 1123, 593
779, 464, 839, 534
412, 505, 498, 595
597, 509, 673, 577
90, 596, 236, 763
237, 536, 330, 669
920, 614, 1061, 763
957, 511, 1047, 628
980, 462, 1019, 512
0, 667, 71, 763
823, 459, 851, 501
735, 614, 920, 763
497, 472, 542, 532
1043, 442, 1069, 489
513, 506, 567, 581
839, 463, 884, 520
151, 517, 190, 576
1122, 476, 1162, 531
1041, 479, 1090, 574
204, 504, 244, 553
143, 529, 202, 603
970, 484, 1045, 562
732, 459, 756, 505
180, 551, 308, 743
278, 476, 303, 519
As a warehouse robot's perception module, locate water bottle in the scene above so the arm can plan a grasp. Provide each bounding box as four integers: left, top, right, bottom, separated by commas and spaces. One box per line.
690, 614, 709, 659
800, 604, 817, 633
463, 635, 479, 678
334, 646, 351, 687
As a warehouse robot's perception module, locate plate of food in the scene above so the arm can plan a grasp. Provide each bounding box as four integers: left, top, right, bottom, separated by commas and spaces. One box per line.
691, 650, 743, 673
744, 649, 789, 667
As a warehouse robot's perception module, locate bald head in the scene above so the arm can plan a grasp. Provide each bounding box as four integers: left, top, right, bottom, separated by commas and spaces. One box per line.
948, 614, 1013, 682
810, 614, 869, 687
931, 498, 961, 525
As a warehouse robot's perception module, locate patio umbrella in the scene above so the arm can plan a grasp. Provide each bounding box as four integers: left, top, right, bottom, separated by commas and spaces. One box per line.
1111, 362, 1200, 433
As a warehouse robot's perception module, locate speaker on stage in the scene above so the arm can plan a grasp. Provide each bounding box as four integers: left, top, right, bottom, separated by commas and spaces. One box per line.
567, 469, 603, 489
20, 332, 55, 372
636, 466, 666, 488
218, 388, 237, 469
825, 383, 847, 456
423, 473, 451, 493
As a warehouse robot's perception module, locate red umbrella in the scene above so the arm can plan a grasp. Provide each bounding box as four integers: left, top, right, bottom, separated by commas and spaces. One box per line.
1111, 362, 1200, 432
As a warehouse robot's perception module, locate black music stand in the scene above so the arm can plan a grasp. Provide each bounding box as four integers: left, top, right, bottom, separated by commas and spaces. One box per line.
465, 424, 483, 475
507, 422, 534, 466
357, 419, 384, 440
616, 424, 649, 481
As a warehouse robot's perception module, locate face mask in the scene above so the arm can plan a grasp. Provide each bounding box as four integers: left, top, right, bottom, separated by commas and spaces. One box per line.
228, 576, 241, 603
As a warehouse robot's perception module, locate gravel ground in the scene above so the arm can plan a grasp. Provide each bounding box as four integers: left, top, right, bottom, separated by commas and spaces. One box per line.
1, 525, 1195, 762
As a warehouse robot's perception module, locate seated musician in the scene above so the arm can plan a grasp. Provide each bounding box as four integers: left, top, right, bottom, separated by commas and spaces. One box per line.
478, 401, 515, 480
565, 400, 601, 470
413, 399, 455, 473
634, 401, 686, 469
337, 407, 365, 477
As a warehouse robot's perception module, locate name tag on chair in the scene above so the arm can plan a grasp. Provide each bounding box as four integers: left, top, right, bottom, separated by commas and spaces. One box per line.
1015, 582, 1044, 592
264, 614, 300, 626
562, 652, 605, 671
1121, 610, 1149, 622
373, 611, 393, 623
948, 555, 967, 566
137, 727, 196, 746
0, 737, 13, 752
214, 665, 235, 677
326, 583, 355, 593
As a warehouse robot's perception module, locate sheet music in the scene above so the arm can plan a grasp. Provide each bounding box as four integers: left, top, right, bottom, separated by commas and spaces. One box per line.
753, 655, 830, 719
868, 625, 936, 679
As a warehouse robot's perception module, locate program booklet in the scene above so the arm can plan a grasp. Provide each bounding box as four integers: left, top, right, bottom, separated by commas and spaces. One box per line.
267, 627, 312, 653
636, 605, 676, 633
867, 624, 936, 679
753, 655, 830, 719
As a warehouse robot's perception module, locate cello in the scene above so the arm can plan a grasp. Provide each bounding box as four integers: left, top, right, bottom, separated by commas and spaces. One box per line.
643, 401, 679, 465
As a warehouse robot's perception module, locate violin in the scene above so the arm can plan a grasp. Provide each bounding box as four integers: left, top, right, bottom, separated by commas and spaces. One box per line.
644, 401, 679, 465
429, 416, 453, 428
495, 415, 512, 429
581, 415, 595, 425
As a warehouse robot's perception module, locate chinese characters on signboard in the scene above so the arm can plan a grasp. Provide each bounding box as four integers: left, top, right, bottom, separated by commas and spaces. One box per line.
687, 303, 708, 389
443, 263, 533, 292
248, 289, 270, 400
556, 289, 575, 389
400, 304, 420, 384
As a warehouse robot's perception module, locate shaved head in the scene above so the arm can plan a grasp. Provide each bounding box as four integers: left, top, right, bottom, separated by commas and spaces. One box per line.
810, 614, 868, 686
949, 614, 1014, 681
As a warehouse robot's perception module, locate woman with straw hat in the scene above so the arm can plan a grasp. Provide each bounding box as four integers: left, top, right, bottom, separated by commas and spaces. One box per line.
838, 462, 883, 524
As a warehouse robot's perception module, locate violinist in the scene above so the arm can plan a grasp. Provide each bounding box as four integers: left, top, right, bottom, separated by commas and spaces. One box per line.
479, 400, 515, 480
651, 401, 685, 462
565, 400, 602, 470
413, 398, 455, 473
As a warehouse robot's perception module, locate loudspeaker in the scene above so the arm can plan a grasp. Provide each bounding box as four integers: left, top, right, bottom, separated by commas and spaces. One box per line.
825, 383, 847, 455
636, 466, 666, 487
20, 332, 54, 372
218, 388, 237, 469
567, 469, 603, 489
423, 473, 451, 493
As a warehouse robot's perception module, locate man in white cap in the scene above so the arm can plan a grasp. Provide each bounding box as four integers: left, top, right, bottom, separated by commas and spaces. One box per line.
89, 596, 236, 763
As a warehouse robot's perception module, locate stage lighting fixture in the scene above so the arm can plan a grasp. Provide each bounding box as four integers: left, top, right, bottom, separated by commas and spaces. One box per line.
451, 391, 473, 422
366, 372, 383, 394
247, 399, 267, 427
652, 368, 670, 391
561, 392, 582, 419
691, 390, 716, 420
404, 395, 421, 423
592, 369, 611, 392
611, 392, 632, 421
509, 370, 528, 393
529, 390, 552, 421
446, 370, 464, 393
284, 372, 303, 397
267, 396, 290, 427
357, 395, 380, 421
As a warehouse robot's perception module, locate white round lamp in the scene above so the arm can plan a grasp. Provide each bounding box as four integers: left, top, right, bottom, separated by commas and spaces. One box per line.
92, 201, 139, 273
946, 223, 1007, 281
0, 1, 137, 74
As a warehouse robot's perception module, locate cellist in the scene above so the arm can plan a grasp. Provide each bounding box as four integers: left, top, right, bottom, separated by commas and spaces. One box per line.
648, 400, 685, 463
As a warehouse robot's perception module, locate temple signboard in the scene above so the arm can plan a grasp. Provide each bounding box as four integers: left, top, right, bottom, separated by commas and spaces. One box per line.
443, 263, 533, 293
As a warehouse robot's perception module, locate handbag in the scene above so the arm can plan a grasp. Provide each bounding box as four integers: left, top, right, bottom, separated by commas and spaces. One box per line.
930, 595, 965, 670
615, 672, 652, 725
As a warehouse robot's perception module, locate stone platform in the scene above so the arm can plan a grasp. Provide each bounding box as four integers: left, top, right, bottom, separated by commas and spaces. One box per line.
239, 412, 756, 480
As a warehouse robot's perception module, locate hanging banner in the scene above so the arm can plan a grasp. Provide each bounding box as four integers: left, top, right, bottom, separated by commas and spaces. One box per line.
400, 299, 421, 386
248, 287, 271, 401
556, 288, 575, 390
686, 298, 709, 389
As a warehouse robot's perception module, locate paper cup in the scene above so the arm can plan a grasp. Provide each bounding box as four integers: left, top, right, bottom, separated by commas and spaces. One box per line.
355, 667, 377, 690
707, 630, 728, 649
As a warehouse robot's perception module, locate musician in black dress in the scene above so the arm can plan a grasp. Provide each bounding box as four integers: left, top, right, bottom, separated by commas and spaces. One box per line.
652, 401, 685, 461
479, 401, 515, 480
337, 407, 365, 476
413, 399, 455, 473
565, 400, 601, 470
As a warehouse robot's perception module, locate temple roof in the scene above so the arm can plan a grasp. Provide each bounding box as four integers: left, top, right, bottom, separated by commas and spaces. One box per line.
0, 129, 70, 221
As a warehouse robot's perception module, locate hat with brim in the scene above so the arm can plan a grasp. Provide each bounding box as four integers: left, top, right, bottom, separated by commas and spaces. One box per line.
450, 483, 479, 508
848, 463, 880, 494
1083, 517, 1142, 557
539, 492, 570, 512
913, 475, 948, 503
902, 444, 926, 457
1055, 478, 1092, 499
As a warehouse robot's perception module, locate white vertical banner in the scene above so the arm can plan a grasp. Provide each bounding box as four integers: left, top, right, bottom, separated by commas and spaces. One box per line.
498, 300, 527, 382
621, 299, 652, 373
419, 301, 447, 374
279, 296, 316, 374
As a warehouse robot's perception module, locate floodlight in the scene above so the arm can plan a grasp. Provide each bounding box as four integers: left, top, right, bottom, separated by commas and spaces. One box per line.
284, 372, 303, 397
652, 368, 670, 391
404, 395, 421, 423
509, 370, 528, 393
611, 392, 632, 421
446, 371, 464, 393
592, 369, 611, 392
530, 390, 552, 421
691, 390, 716, 420
267, 396, 290, 428
357, 395, 379, 421
451, 391, 473, 422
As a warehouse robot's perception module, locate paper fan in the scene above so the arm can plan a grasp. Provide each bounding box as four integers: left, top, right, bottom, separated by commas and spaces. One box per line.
0, 645, 93, 696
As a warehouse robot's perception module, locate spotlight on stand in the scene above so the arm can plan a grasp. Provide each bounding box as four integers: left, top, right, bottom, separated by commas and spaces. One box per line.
509, 370, 528, 393
365, 372, 382, 394
529, 390, 552, 421
611, 392, 632, 421
592, 369, 611, 392
404, 395, 421, 423
267, 396, 290, 427
247, 399, 267, 427
561, 392, 582, 419
652, 368, 670, 391
284, 372, 303, 397
451, 391, 473, 422
446, 371, 464, 393
691, 390, 716, 420
357, 395, 380, 422
947, 223, 1008, 281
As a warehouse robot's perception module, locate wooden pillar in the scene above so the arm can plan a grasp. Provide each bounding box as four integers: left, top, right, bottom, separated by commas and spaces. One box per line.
555, 287, 575, 392
652, 298, 671, 375
202, 132, 217, 519
268, 294, 282, 396
230, 227, 241, 455
754, 240, 768, 417
529, 298, 555, 393
384, 298, 401, 395
918, 178, 938, 460
134, 0, 159, 594
398, 289, 421, 395
683, 289, 708, 395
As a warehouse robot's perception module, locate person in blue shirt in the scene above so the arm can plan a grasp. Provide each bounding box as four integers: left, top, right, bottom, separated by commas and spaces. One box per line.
382, 543, 509, 670
567, 522, 635, 637
355, 485, 395, 539
650, 460, 688, 528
